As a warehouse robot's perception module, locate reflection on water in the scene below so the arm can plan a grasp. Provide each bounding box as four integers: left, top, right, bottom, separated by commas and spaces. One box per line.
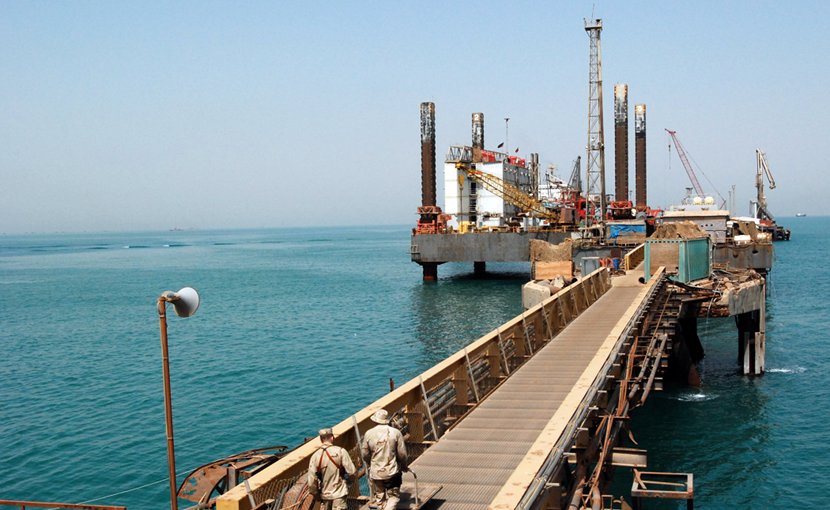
409, 263, 527, 370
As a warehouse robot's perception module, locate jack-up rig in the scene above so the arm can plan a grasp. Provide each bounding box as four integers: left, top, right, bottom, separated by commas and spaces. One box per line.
411, 17, 781, 282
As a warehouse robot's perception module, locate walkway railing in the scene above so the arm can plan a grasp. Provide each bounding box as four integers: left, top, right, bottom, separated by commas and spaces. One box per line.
0, 501, 125, 510
216, 268, 612, 510
624, 242, 645, 271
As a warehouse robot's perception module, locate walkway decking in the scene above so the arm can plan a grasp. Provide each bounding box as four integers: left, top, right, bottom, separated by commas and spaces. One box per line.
216, 269, 659, 510
408, 272, 649, 510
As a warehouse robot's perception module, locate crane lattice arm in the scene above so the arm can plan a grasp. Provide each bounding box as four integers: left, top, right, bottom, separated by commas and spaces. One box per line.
666, 129, 705, 196
456, 163, 558, 220
755, 149, 776, 221
756, 149, 776, 190
568, 156, 582, 193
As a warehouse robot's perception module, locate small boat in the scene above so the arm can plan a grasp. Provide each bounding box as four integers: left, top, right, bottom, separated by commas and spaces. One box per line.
796, 212, 807, 217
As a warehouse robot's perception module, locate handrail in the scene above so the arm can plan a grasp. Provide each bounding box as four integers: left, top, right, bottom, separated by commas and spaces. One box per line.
216, 268, 612, 510
624, 242, 645, 271
0, 501, 126, 510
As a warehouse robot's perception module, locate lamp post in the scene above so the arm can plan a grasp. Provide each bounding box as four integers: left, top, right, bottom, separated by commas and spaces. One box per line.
157, 287, 200, 510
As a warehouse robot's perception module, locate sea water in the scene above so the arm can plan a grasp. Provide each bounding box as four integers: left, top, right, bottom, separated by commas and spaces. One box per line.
0, 220, 827, 508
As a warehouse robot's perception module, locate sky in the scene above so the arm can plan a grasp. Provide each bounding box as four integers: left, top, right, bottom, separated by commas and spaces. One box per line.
2, 1, 828, 233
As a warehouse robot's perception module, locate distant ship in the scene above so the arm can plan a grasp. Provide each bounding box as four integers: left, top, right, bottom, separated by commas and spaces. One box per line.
796, 212, 807, 217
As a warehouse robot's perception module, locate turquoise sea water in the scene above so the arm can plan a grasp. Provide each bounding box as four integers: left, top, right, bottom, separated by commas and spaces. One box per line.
1, 219, 827, 508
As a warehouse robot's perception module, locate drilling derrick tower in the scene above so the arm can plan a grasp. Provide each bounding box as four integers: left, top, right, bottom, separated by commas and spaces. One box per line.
585, 18, 606, 226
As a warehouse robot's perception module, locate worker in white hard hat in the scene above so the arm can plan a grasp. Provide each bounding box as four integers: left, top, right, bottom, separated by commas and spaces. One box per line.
308, 428, 357, 510
360, 409, 408, 510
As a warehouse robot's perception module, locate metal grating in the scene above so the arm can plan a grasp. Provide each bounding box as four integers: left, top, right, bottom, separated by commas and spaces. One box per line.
409, 286, 643, 510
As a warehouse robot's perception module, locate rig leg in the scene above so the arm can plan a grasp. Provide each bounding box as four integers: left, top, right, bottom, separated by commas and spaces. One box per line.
422, 263, 438, 281
474, 261, 486, 276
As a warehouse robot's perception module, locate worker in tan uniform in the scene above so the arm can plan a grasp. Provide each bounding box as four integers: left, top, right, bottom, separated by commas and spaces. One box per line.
361, 409, 408, 510
308, 428, 357, 510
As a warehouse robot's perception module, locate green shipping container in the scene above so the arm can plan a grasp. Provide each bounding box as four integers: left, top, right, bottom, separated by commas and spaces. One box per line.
644, 237, 711, 283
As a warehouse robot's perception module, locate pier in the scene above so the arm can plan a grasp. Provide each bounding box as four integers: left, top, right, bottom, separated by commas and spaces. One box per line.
215, 260, 760, 510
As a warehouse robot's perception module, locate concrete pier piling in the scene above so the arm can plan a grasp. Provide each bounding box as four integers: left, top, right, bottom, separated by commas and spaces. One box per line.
736, 282, 766, 375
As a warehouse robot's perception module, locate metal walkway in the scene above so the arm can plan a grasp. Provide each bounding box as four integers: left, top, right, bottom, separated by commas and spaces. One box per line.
407, 274, 649, 510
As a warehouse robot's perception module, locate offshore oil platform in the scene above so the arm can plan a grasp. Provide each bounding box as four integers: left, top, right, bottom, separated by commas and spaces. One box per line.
410, 20, 787, 282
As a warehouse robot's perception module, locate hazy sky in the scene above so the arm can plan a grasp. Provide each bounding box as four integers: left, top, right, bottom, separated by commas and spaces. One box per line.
2, 1, 827, 233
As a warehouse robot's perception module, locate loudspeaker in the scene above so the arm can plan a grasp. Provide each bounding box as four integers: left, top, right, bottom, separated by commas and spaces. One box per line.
172, 287, 200, 318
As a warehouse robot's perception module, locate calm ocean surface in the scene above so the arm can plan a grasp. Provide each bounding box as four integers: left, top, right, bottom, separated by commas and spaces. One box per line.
1, 219, 827, 508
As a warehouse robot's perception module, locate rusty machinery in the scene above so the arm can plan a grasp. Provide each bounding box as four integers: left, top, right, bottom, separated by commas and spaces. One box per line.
177, 445, 288, 507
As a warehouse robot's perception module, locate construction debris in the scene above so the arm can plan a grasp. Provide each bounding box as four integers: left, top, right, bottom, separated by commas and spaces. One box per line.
530, 238, 573, 262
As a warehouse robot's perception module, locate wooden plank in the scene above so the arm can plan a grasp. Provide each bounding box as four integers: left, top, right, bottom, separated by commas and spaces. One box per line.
532, 261, 574, 280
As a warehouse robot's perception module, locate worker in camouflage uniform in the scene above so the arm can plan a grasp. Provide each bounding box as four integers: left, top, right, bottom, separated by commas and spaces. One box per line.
361, 409, 408, 510
308, 428, 357, 510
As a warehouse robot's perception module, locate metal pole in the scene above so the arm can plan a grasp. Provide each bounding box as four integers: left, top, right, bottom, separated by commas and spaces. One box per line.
158, 299, 179, 510
496, 328, 511, 376
352, 414, 373, 500
463, 348, 480, 403
418, 376, 439, 440
505, 117, 509, 156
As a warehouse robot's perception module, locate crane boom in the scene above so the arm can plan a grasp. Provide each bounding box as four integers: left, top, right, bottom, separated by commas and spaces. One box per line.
456, 163, 558, 220
665, 129, 705, 196
756, 149, 776, 190
568, 156, 582, 193
755, 149, 776, 221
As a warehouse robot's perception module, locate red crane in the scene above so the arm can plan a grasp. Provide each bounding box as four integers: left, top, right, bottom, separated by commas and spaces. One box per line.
665, 129, 705, 197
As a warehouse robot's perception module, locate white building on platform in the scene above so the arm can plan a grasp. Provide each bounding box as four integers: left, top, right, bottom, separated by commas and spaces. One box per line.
443, 145, 533, 230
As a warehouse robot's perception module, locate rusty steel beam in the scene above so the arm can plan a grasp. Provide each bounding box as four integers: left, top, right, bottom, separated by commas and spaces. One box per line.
614, 84, 629, 202
634, 104, 647, 208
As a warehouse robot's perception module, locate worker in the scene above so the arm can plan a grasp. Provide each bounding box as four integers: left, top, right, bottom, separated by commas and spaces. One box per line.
361, 409, 408, 510
307, 428, 357, 510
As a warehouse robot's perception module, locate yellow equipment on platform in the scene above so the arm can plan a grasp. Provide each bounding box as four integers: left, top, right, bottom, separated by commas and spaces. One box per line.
455, 163, 559, 221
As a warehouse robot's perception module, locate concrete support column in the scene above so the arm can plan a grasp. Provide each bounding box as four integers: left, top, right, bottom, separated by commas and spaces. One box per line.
736, 288, 765, 375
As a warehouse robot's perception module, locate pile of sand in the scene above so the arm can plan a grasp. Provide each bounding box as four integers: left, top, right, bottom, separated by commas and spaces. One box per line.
529, 238, 572, 262
651, 221, 707, 239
